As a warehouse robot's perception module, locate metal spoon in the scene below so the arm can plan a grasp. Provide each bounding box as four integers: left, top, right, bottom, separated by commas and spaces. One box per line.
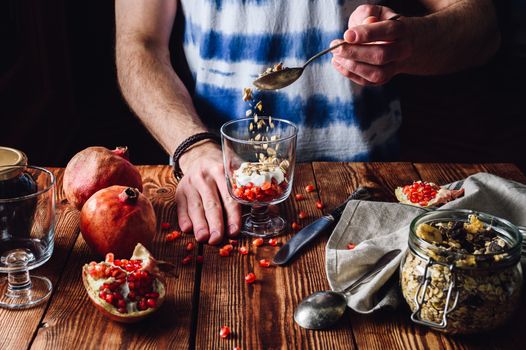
294, 248, 401, 330
253, 14, 401, 90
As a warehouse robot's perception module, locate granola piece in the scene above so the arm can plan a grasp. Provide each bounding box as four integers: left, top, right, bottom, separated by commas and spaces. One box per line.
243, 88, 253, 102
464, 215, 484, 234
416, 223, 443, 243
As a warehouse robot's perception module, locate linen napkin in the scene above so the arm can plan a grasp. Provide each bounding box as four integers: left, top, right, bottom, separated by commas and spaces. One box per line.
325, 172, 526, 314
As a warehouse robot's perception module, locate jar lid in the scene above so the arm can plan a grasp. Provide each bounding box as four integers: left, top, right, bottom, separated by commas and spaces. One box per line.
0, 147, 28, 181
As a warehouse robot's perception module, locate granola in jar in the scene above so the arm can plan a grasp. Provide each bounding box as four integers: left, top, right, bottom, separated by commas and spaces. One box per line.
400, 210, 523, 334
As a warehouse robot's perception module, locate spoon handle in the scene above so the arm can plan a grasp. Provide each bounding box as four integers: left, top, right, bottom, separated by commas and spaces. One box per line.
340, 249, 401, 295
302, 42, 347, 68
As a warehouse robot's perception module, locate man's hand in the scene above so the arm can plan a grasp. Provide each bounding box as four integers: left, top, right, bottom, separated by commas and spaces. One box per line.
331, 1, 500, 84
331, 4, 411, 85
176, 142, 241, 245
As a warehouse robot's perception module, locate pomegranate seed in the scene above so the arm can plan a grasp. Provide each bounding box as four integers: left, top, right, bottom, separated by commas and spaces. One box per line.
99, 291, 106, 299
239, 247, 249, 255
182, 255, 193, 265
147, 298, 157, 308
138, 299, 147, 311
347, 243, 356, 250
259, 259, 271, 268
220, 325, 231, 339
105, 294, 114, 304
295, 193, 305, 200
165, 233, 175, 241
117, 299, 126, 308
117, 307, 127, 314
233, 347, 242, 350
219, 248, 230, 257
305, 184, 316, 193
223, 244, 234, 252
228, 239, 239, 246
196, 255, 204, 264
186, 242, 195, 251
113, 292, 123, 300
316, 200, 324, 209
252, 238, 264, 247
298, 211, 307, 219
161, 222, 170, 230
245, 272, 256, 284
127, 291, 136, 300
268, 238, 279, 246
291, 222, 301, 231
105, 253, 114, 263
113, 259, 121, 266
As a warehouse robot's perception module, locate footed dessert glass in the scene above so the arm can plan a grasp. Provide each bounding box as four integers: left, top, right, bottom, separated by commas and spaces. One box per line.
221, 117, 297, 237
0, 165, 55, 309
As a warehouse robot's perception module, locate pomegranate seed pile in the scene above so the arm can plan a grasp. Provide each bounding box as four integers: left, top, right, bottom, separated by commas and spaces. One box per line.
401, 181, 439, 207
87, 257, 159, 314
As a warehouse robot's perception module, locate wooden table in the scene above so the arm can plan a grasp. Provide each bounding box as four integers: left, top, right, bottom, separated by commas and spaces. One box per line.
2, 163, 525, 350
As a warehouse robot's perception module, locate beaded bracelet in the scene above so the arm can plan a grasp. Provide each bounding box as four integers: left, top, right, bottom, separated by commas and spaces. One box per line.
172, 132, 221, 181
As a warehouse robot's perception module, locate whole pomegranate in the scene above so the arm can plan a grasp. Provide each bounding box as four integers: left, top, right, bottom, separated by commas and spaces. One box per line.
63, 146, 143, 210
82, 243, 166, 323
80, 186, 156, 257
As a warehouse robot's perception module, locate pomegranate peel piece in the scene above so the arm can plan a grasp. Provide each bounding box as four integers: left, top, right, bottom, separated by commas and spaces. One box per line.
395, 181, 464, 208
82, 243, 166, 323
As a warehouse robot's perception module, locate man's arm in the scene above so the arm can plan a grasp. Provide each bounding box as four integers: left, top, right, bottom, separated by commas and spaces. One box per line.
115, 0, 204, 155
331, 0, 500, 84
115, 0, 241, 244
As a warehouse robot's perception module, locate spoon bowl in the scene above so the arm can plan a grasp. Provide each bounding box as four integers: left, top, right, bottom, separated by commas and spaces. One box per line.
253, 67, 304, 90
294, 249, 401, 329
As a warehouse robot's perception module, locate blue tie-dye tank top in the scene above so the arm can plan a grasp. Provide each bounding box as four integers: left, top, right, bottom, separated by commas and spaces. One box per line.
179, 0, 402, 162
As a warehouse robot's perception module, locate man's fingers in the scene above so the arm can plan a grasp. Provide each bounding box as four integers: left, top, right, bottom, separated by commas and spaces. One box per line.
175, 188, 192, 233
331, 57, 371, 85
348, 4, 397, 27
345, 19, 404, 44
334, 43, 394, 65
213, 171, 241, 238
183, 185, 211, 244
195, 177, 226, 245
332, 56, 395, 85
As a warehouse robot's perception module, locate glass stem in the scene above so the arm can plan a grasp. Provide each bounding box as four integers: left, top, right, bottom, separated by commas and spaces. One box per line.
250, 205, 271, 227
5, 251, 32, 298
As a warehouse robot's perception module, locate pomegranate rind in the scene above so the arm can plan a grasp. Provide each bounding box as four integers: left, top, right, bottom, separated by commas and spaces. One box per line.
80, 185, 156, 257
81, 244, 166, 323
63, 146, 143, 210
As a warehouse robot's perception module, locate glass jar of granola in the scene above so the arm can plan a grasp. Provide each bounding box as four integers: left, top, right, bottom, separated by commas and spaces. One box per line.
400, 209, 523, 334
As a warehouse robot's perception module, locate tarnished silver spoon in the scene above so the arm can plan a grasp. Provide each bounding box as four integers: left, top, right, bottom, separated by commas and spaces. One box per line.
253, 14, 401, 90
294, 248, 401, 330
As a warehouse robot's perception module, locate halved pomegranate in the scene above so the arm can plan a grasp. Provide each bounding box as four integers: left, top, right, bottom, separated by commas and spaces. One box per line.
395, 181, 464, 207
82, 243, 166, 323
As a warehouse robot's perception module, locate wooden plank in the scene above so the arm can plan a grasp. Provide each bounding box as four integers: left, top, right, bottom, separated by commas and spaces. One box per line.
312, 162, 448, 350
30, 166, 198, 349
413, 163, 526, 350
0, 168, 81, 350
195, 163, 357, 350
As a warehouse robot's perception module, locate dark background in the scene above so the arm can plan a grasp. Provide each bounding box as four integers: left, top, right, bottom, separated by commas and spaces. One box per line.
1, 0, 525, 170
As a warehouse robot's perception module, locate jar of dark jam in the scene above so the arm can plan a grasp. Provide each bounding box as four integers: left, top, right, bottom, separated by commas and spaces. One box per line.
0, 147, 38, 240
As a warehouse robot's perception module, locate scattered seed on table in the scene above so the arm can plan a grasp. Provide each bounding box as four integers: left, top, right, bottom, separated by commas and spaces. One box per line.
182, 255, 193, 265
268, 238, 279, 246
295, 194, 305, 200
292, 222, 301, 231
305, 184, 316, 193
239, 246, 249, 255
219, 248, 230, 257
298, 211, 307, 219
252, 238, 264, 247
161, 222, 171, 230
196, 255, 204, 264
222, 244, 234, 252
220, 325, 231, 338
245, 272, 256, 284
186, 242, 195, 251
347, 243, 356, 250
259, 259, 271, 267
316, 200, 324, 209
